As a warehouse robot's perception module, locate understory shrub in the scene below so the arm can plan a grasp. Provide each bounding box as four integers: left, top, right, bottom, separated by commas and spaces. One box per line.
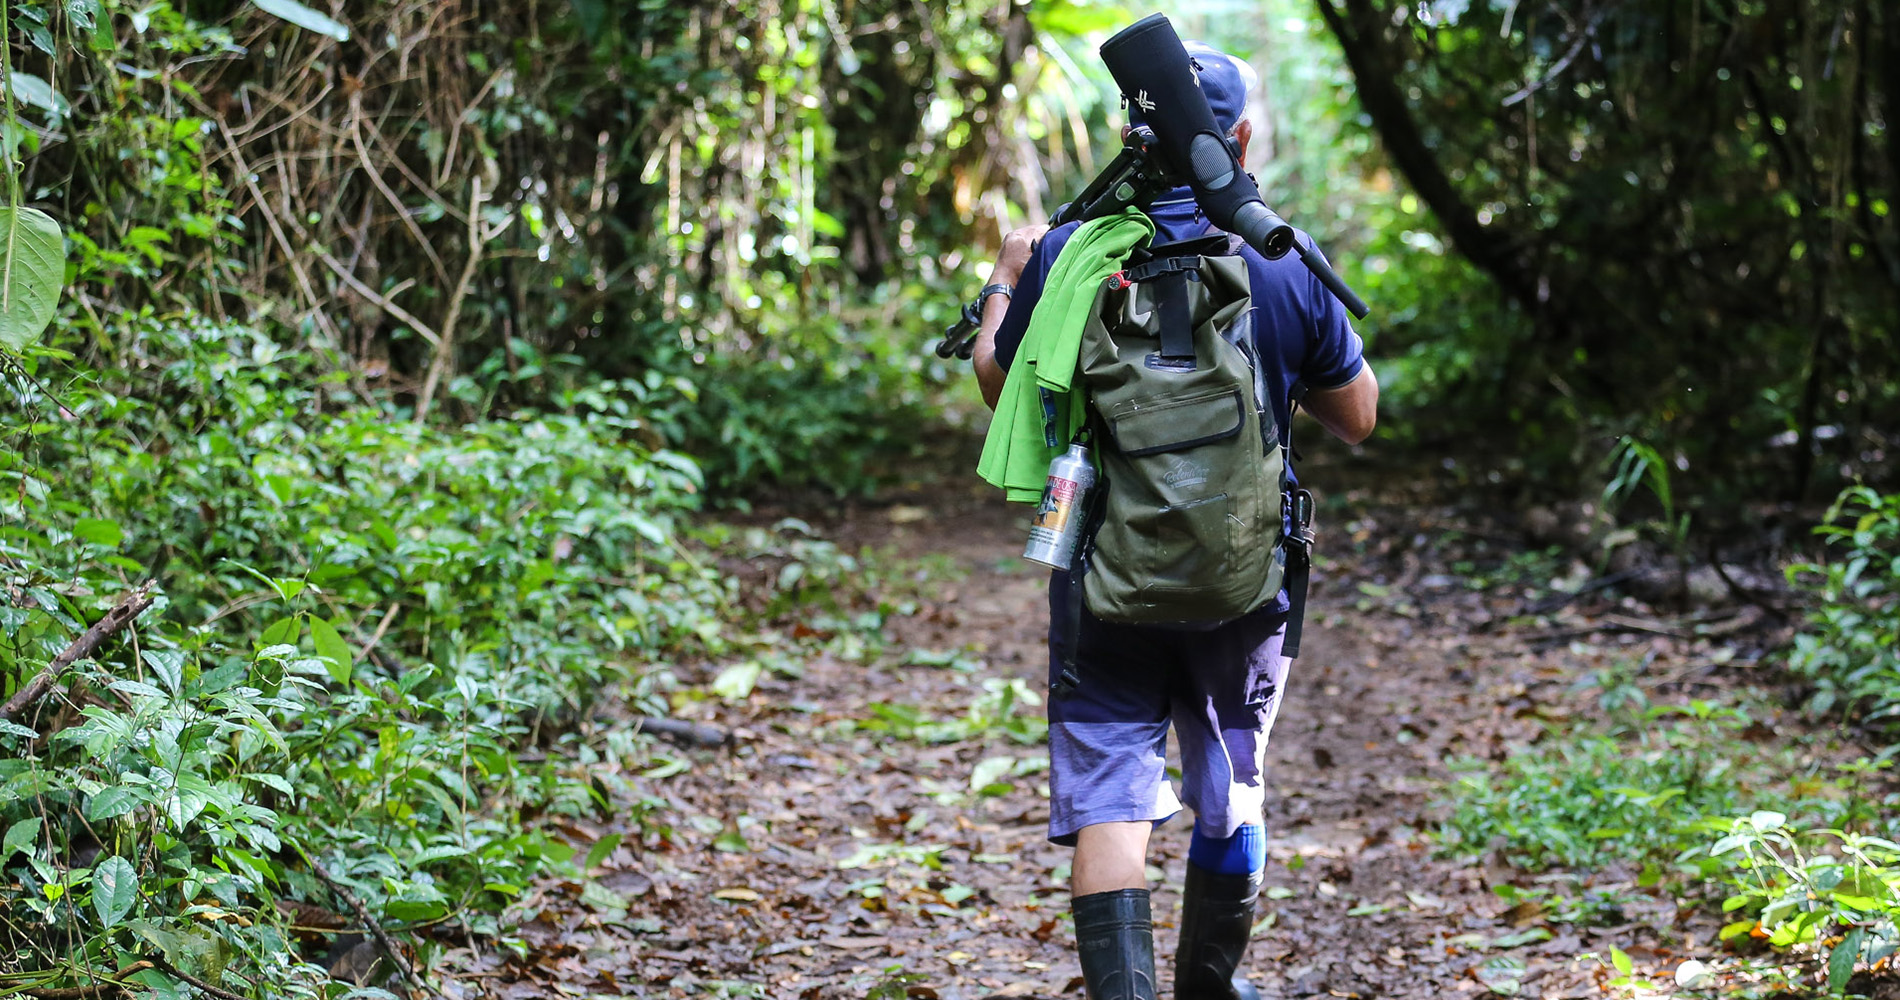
1787, 485, 1900, 730
1440, 704, 1760, 873
1702, 812, 1900, 997
0, 318, 729, 993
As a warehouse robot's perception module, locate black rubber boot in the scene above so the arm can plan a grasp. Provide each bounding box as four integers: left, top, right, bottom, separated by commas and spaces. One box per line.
1072, 888, 1158, 1000
1173, 863, 1262, 1000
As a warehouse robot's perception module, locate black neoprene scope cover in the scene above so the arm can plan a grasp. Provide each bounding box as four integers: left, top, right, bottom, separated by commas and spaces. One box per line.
1099, 14, 1296, 261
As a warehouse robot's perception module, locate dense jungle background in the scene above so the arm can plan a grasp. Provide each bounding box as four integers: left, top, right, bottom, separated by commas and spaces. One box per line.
1, 0, 1896, 998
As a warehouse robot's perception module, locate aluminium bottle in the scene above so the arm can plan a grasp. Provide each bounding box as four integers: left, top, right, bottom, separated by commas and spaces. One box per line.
1023, 443, 1096, 570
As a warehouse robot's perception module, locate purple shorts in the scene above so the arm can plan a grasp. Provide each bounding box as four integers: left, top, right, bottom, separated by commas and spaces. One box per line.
1044, 577, 1291, 846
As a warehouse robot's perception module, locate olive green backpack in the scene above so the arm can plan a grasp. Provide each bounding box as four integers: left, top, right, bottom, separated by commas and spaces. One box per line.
1059, 231, 1312, 668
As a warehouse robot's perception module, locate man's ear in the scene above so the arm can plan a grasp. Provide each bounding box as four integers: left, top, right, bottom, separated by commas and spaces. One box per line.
1233, 119, 1254, 168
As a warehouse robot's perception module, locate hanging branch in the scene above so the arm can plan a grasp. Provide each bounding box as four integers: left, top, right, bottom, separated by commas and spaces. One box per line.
1, 583, 157, 723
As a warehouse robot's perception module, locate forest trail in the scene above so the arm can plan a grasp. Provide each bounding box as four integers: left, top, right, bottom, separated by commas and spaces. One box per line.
451, 483, 1656, 1000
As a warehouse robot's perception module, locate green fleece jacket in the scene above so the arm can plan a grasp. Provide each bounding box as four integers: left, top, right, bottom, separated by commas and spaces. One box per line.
978, 209, 1154, 502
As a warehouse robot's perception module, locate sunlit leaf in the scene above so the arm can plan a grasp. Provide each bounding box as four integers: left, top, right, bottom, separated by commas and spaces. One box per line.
3, 817, 40, 858
0, 207, 64, 354
251, 0, 349, 41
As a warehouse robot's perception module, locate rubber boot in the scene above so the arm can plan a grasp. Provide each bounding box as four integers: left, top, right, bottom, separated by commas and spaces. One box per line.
1072, 888, 1158, 1000
1173, 863, 1262, 1000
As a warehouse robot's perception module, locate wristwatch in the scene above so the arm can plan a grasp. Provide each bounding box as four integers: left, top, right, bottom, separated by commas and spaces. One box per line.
978, 282, 1013, 305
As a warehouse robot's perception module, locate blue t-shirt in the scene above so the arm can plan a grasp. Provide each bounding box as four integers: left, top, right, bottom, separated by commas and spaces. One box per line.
992, 188, 1366, 449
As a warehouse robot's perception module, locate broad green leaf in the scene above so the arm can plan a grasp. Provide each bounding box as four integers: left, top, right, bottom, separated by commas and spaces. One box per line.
8, 73, 65, 116
91, 855, 138, 928
410, 844, 470, 865
257, 617, 300, 652
108, 679, 166, 700
3, 816, 40, 858
307, 617, 352, 686
73, 518, 123, 547
142, 650, 184, 695
1488, 927, 1552, 949
127, 919, 230, 980
242, 772, 294, 796
252, 0, 349, 41
1829, 928, 1864, 995
85, 786, 143, 821
1609, 948, 1633, 976
0, 207, 64, 353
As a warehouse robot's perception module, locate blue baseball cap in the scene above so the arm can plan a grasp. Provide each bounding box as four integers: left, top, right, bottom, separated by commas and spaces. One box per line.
1128, 41, 1258, 133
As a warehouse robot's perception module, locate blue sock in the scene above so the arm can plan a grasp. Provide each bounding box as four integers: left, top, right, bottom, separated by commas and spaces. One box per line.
1188, 823, 1266, 876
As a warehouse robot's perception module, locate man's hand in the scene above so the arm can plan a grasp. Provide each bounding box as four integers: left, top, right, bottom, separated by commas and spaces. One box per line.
973, 223, 1050, 410
994, 223, 1050, 284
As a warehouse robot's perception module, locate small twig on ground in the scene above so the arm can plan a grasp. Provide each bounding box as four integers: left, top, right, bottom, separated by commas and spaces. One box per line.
308, 857, 444, 1000
1707, 548, 1795, 623
1522, 569, 1639, 616
1, 583, 156, 722
634, 716, 731, 748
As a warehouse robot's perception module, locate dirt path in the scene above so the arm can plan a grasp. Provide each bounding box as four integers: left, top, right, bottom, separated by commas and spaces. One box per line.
449, 487, 1662, 999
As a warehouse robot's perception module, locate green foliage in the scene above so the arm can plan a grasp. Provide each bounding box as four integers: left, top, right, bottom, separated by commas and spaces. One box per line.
860, 678, 1049, 747
1439, 703, 1757, 871
1315, 0, 1899, 508
0, 317, 726, 991
670, 337, 936, 498
1602, 435, 1690, 551
1704, 812, 1900, 996
1787, 485, 1900, 730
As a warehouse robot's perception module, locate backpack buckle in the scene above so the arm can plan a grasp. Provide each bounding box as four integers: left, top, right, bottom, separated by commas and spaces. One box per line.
1286, 488, 1316, 566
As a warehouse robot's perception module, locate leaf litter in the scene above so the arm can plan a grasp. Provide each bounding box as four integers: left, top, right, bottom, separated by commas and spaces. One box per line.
427, 474, 1844, 999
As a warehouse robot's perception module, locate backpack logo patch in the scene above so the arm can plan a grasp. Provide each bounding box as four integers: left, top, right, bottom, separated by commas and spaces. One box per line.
1161, 455, 1208, 490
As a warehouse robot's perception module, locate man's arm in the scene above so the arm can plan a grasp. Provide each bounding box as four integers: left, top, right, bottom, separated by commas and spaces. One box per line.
1302, 364, 1379, 445
972, 224, 1049, 410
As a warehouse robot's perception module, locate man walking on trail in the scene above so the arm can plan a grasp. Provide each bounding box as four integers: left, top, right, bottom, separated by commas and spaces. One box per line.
967, 44, 1379, 1000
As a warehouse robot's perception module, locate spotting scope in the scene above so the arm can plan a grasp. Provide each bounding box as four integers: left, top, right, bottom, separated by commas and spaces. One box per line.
932, 12, 1368, 360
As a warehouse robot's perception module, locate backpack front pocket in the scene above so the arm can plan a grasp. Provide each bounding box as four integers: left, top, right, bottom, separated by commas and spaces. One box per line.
1137, 492, 1234, 594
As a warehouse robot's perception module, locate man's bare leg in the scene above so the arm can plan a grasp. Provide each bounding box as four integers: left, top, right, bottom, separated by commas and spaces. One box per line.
1073, 821, 1151, 895
1071, 821, 1158, 999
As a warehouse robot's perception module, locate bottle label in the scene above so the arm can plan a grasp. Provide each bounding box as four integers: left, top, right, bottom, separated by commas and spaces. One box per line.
1030, 476, 1079, 537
